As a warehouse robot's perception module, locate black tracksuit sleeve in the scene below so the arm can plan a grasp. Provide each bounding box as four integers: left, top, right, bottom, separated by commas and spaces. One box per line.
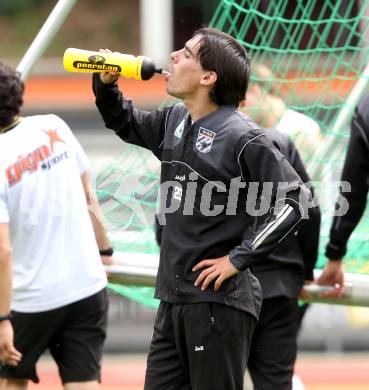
288, 139, 321, 281
92, 73, 169, 159
229, 133, 311, 271
325, 106, 369, 260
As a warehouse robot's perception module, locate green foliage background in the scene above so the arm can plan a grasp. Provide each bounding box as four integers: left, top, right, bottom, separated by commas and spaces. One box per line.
0, 0, 140, 59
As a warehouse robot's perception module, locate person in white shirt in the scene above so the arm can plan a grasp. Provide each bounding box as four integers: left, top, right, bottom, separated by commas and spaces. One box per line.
0, 62, 113, 390
240, 64, 322, 165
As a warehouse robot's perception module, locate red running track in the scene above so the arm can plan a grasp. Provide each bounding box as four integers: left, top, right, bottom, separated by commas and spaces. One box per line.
27, 353, 369, 390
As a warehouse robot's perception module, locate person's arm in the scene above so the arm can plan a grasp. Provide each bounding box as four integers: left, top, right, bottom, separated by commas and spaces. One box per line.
288, 139, 321, 281
325, 109, 369, 261
81, 172, 114, 265
0, 224, 12, 321
317, 107, 369, 297
52, 114, 114, 264
92, 73, 171, 159
0, 223, 22, 366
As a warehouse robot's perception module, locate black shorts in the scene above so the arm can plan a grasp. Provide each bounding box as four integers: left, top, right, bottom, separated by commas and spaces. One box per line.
0, 288, 108, 384
144, 301, 257, 390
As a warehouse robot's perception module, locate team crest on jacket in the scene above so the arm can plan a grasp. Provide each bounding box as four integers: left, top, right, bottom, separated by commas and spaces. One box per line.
196, 127, 216, 153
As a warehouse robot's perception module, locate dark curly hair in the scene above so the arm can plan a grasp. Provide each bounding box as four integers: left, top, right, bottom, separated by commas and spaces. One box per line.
0, 62, 24, 128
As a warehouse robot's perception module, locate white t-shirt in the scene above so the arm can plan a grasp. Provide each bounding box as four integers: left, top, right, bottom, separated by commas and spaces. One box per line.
276, 109, 322, 165
0, 114, 107, 313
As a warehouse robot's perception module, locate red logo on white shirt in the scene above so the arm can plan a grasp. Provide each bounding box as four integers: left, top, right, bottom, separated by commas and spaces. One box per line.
5, 129, 65, 186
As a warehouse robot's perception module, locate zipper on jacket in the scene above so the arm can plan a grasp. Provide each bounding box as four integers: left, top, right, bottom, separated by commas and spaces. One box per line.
209, 303, 216, 332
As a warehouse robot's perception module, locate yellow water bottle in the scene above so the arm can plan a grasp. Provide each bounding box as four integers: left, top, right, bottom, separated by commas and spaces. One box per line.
63, 48, 163, 80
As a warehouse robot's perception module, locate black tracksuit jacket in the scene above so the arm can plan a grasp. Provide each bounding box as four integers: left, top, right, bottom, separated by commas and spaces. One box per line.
154, 128, 321, 299
93, 75, 311, 319
326, 93, 369, 260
